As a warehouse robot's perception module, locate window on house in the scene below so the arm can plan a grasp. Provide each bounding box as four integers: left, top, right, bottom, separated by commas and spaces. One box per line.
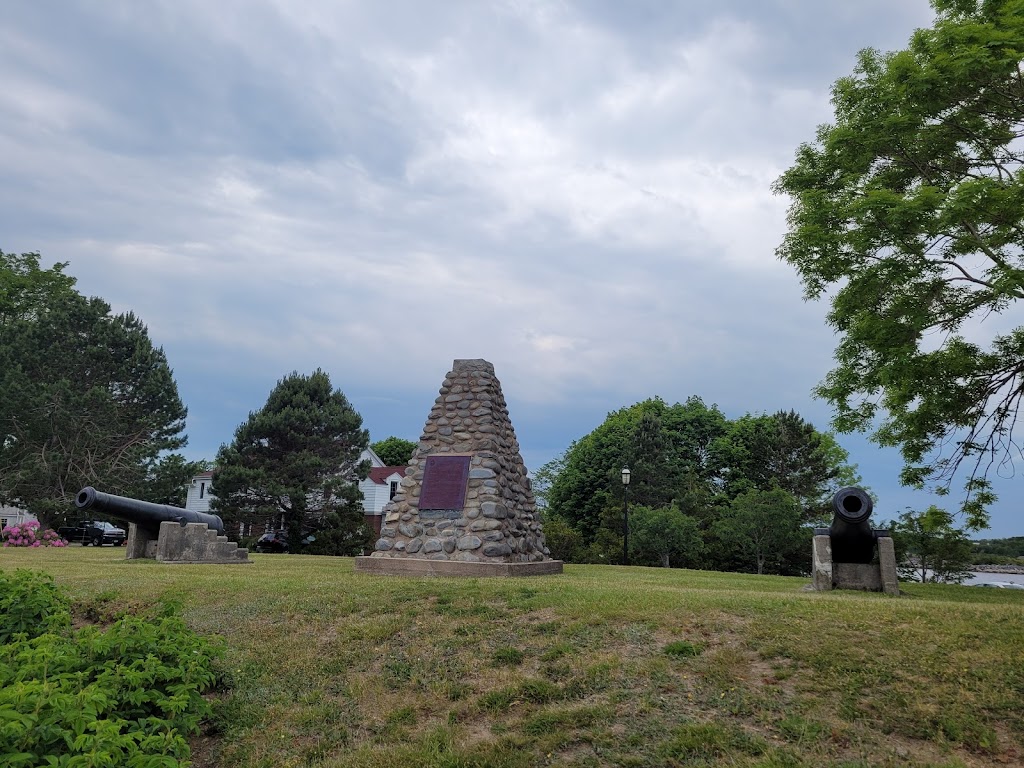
199, 482, 206, 499
0, 518, 7, 530
390, 481, 399, 499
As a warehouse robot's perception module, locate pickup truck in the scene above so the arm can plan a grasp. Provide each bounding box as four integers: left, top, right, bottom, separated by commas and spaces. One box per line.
57, 520, 127, 546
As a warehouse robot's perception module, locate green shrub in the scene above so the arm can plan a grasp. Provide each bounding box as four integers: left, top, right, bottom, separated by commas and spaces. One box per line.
0, 570, 223, 767
0, 569, 70, 643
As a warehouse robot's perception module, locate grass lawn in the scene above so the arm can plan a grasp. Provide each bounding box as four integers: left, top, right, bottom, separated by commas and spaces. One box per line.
3, 547, 1022, 767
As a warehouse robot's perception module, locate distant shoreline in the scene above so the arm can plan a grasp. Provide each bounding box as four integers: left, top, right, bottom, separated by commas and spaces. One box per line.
973, 564, 1024, 575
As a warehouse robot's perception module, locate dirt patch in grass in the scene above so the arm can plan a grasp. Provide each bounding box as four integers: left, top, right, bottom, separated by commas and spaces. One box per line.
186, 733, 222, 768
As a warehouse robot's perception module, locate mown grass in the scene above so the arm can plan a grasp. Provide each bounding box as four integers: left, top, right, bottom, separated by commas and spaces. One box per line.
3, 547, 1023, 767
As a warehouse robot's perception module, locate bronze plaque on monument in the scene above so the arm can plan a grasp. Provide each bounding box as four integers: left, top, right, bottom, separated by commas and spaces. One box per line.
419, 456, 471, 510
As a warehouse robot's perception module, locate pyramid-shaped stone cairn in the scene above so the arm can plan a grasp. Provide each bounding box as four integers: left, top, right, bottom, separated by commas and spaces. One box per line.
355, 359, 562, 576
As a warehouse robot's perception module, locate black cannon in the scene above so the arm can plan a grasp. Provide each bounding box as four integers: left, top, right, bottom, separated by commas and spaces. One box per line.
75, 487, 224, 535
812, 486, 898, 594
817, 486, 880, 564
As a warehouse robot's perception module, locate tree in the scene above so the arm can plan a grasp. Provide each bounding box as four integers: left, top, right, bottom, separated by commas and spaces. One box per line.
0, 251, 191, 526
370, 436, 416, 467
713, 488, 808, 575
711, 411, 858, 522
537, 513, 585, 562
629, 505, 704, 568
888, 505, 974, 583
531, 453, 567, 509
774, 0, 1024, 528
141, 455, 211, 508
547, 397, 728, 540
212, 370, 370, 554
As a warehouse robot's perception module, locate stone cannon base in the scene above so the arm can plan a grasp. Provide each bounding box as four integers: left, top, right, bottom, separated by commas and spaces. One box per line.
812, 534, 898, 595
126, 521, 251, 564
354, 556, 562, 577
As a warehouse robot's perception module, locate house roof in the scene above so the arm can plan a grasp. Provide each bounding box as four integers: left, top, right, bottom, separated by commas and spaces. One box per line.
368, 466, 407, 484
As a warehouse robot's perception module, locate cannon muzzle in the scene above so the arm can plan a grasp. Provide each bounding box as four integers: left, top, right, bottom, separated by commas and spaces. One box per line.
827, 486, 875, 564
75, 487, 224, 535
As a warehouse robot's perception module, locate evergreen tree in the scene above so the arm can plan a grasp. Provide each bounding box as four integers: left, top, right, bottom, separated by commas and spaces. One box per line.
0, 251, 190, 525
212, 370, 370, 554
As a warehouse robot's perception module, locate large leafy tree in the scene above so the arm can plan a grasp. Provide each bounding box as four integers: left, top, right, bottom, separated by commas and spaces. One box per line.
0, 251, 192, 525
629, 505, 704, 569
713, 488, 808, 576
774, 0, 1024, 527
212, 370, 370, 553
547, 397, 856, 556
547, 397, 728, 540
370, 436, 416, 467
711, 410, 860, 522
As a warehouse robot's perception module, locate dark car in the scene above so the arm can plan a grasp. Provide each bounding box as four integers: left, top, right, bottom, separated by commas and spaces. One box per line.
57, 520, 127, 546
255, 531, 288, 553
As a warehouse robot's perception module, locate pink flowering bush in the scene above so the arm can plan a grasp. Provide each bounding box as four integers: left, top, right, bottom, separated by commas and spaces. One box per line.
1, 520, 67, 547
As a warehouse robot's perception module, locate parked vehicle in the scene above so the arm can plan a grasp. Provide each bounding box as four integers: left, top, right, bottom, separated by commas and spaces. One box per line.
255, 530, 288, 553
972, 581, 1024, 589
56, 520, 127, 547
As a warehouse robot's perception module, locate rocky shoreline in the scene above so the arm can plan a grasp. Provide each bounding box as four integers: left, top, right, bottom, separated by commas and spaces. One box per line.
973, 564, 1024, 574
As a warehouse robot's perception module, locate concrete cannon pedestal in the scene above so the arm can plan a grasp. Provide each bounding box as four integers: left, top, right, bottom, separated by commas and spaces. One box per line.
126, 521, 251, 564
812, 534, 899, 595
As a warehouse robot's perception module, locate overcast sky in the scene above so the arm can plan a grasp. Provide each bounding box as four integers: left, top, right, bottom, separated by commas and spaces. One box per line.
5, 1, 1019, 537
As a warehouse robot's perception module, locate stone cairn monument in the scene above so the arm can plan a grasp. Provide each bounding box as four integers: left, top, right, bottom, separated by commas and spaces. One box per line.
355, 359, 562, 577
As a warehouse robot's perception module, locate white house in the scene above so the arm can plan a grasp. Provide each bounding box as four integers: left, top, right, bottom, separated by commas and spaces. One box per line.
185, 447, 407, 537
0, 504, 38, 531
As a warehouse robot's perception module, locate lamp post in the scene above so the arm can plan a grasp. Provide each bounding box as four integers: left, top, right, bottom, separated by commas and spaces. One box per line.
621, 466, 631, 566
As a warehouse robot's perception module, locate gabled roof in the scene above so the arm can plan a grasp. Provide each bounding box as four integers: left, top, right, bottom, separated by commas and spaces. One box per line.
367, 466, 407, 484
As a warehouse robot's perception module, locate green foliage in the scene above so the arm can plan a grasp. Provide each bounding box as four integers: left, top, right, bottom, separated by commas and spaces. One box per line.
971, 535, 1024, 559
0, 251, 190, 527
713, 488, 809, 575
538, 513, 585, 562
0, 570, 70, 644
545, 398, 853, 571
213, 369, 371, 554
887, 505, 974, 583
774, 0, 1024, 527
370, 436, 416, 467
530, 454, 566, 509
712, 411, 858, 521
547, 397, 728, 541
628, 505, 704, 568
0, 570, 221, 766
140, 454, 211, 507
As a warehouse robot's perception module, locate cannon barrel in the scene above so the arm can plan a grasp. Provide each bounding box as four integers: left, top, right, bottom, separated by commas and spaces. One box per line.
75, 487, 224, 535
828, 486, 875, 564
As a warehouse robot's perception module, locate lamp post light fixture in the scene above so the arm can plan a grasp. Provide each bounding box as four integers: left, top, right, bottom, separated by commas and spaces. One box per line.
621, 467, 631, 566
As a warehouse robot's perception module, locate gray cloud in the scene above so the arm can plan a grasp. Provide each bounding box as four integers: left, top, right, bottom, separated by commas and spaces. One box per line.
8, 1, 1016, 534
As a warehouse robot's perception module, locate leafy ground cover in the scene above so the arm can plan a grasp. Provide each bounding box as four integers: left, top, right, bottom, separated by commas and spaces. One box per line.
2, 547, 1022, 767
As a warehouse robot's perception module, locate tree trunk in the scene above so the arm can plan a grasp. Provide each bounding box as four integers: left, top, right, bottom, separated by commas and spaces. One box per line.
661, 553, 670, 568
